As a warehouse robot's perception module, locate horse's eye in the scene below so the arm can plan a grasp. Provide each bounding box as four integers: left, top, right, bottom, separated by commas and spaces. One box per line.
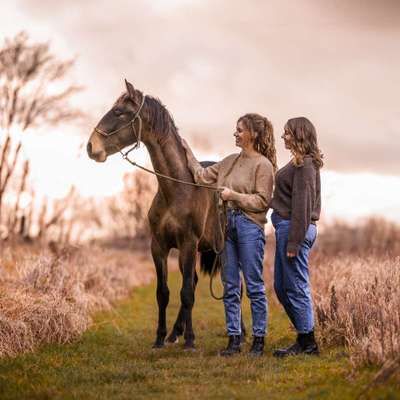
114, 108, 123, 116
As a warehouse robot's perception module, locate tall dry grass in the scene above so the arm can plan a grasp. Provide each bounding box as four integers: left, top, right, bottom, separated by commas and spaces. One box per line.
310, 218, 400, 368
0, 167, 158, 359
313, 255, 400, 366
264, 217, 400, 370
315, 216, 400, 257
0, 244, 155, 358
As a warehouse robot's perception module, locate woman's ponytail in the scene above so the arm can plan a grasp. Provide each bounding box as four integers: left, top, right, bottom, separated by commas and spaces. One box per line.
261, 117, 277, 172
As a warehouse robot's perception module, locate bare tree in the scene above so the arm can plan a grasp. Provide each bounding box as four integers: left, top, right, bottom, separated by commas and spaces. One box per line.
0, 31, 82, 228
100, 170, 155, 248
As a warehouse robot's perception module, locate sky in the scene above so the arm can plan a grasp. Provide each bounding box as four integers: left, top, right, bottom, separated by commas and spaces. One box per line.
1, 0, 400, 223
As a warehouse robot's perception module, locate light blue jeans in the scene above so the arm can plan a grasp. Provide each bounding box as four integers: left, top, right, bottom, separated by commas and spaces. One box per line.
271, 211, 317, 334
222, 209, 267, 337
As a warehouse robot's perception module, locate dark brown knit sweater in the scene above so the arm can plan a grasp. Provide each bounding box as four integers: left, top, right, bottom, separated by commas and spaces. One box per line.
270, 156, 321, 254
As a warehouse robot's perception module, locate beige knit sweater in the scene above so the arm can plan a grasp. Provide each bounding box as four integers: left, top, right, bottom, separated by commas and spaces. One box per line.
188, 152, 274, 228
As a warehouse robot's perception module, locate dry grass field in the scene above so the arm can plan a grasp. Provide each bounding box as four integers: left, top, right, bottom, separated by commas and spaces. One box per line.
0, 217, 399, 399
0, 242, 157, 358
312, 218, 400, 369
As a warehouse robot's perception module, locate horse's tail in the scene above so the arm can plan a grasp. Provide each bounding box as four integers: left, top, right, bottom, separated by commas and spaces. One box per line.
200, 250, 222, 276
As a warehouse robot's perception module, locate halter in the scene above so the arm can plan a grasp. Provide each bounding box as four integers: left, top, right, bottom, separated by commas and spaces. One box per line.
94, 93, 146, 158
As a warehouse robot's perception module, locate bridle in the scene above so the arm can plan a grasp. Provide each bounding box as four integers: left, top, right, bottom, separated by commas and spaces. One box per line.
94, 93, 146, 158
92, 90, 231, 301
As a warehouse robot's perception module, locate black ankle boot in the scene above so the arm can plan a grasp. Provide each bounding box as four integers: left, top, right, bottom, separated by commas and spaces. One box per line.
273, 331, 319, 358
298, 331, 319, 355
220, 335, 241, 357
273, 340, 302, 358
249, 336, 264, 357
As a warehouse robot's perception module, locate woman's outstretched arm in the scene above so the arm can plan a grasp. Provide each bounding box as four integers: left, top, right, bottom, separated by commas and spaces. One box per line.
181, 138, 220, 185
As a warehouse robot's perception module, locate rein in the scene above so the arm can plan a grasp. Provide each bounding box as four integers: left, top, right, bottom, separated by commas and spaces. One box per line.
122, 151, 227, 301
121, 153, 224, 191
95, 92, 229, 300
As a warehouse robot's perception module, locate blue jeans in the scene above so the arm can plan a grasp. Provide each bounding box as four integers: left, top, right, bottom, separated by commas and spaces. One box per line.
271, 211, 317, 334
222, 209, 267, 337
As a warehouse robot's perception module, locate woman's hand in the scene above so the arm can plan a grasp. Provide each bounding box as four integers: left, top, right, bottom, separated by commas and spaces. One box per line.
220, 187, 235, 201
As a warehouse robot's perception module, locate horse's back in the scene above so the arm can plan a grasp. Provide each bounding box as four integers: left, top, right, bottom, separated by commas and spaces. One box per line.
199, 160, 216, 168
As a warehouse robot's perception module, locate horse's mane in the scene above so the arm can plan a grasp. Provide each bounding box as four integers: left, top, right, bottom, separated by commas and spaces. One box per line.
145, 95, 179, 142
117, 92, 180, 144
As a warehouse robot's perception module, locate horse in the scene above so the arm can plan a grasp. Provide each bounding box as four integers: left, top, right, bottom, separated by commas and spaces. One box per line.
87, 79, 245, 349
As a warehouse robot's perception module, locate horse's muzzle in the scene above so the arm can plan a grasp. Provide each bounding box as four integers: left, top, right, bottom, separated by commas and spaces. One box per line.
87, 140, 107, 162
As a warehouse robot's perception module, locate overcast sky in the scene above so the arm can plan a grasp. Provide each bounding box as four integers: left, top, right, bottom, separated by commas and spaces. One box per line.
1, 0, 400, 221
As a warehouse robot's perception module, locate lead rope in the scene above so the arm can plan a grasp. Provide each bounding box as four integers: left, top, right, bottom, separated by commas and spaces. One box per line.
208, 153, 241, 300
122, 153, 227, 300
121, 154, 225, 191
121, 153, 242, 301
209, 195, 227, 300
104, 92, 239, 301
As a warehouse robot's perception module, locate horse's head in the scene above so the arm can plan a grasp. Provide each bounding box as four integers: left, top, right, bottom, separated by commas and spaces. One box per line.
87, 79, 146, 162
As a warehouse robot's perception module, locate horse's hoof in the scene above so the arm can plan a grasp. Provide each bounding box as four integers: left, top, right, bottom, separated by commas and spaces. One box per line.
152, 341, 165, 349
166, 335, 179, 345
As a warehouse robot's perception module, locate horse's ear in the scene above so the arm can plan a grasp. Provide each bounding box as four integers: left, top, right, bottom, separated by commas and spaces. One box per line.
124, 79, 136, 99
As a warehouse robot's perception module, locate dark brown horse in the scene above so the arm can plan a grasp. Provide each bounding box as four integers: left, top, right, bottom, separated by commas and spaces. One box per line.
87, 80, 229, 349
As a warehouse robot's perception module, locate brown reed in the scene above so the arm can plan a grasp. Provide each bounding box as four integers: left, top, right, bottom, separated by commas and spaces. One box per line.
313, 255, 400, 367
0, 244, 155, 358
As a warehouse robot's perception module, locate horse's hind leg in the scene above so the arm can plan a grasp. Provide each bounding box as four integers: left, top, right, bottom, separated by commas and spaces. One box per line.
151, 239, 170, 348
166, 271, 198, 344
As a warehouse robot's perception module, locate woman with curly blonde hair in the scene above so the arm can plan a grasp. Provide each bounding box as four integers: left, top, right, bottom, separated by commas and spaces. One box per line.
270, 116, 323, 357
182, 113, 276, 357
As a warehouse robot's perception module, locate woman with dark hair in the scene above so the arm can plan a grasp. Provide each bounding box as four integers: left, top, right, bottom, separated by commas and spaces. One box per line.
182, 113, 276, 357
270, 116, 323, 357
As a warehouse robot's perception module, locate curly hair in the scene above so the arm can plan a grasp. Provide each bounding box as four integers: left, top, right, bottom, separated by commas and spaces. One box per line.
237, 113, 277, 172
286, 117, 324, 169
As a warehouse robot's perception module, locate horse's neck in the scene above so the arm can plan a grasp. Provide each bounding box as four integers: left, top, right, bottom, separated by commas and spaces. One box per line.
144, 133, 193, 200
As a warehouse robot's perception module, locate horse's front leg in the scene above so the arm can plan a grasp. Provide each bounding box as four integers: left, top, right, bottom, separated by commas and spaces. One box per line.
179, 239, 198, 349
151, 238, 170, 348
166, 271, 198, 344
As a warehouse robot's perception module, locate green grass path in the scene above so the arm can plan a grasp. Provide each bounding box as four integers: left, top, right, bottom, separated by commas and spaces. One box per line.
0, 271, 398, 400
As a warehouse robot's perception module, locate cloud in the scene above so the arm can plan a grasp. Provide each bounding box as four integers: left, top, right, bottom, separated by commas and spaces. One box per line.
312, 0, 400, 29
2, 0, 399, 173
